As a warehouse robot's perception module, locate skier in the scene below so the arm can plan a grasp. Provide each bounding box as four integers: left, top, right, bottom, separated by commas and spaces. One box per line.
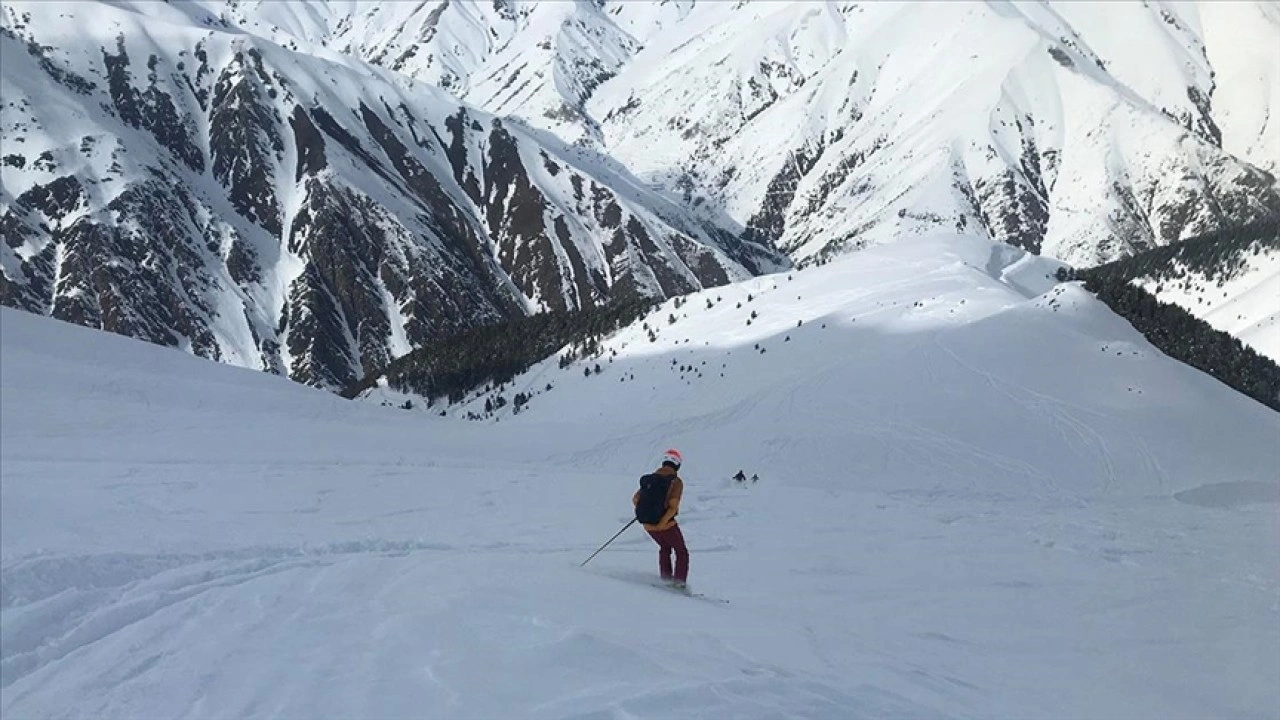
633, 448, 689, 588
733, 469, 746, 483
751, 473, 758, 483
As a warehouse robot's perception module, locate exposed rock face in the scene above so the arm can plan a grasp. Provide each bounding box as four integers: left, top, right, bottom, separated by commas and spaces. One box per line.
4, 0, 1278, 385
205, 1, 1280, 267
0, 2, 779, 388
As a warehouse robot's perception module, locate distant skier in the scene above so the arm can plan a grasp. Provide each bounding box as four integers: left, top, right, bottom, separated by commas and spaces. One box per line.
751, 473, 758, 483
733, 470, 746, 483
633, 448, 689, 588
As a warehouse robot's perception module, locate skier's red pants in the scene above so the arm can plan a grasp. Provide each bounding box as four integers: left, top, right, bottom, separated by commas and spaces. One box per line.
646, 524, 689, 582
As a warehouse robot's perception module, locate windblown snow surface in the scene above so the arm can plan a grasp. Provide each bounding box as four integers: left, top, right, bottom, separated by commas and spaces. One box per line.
3, 236, 1279, 719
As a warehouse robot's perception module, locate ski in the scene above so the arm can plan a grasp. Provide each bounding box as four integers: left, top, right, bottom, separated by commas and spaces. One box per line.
651, 582, 729, 604
584, 567, 729, 604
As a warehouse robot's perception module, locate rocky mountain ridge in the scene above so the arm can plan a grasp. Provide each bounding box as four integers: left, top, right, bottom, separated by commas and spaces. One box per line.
0, 0, 780, 387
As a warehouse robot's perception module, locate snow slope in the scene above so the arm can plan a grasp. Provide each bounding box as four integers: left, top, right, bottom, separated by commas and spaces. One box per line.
4, 235, 1278, 718
1135, 246, 1280, 362
1198, 0, 1280, 174
1082, 219, 1280, 362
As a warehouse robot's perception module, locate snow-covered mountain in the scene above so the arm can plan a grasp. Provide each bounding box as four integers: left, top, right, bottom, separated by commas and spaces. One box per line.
0, 1, 780, 388
199, 0, 1280, 264
588, 0, 1280, 265
1088, 218, 1279, 361
1138, 249, 1279, 362
3, 234, 1277, 718
4, 0, 1279, 386
205, 0, 640, 146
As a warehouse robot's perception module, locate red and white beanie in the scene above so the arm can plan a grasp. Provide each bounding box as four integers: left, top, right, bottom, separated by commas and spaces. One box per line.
661, 448, 683, 468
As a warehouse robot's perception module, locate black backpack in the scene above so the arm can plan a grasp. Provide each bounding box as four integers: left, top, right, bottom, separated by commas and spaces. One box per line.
635, 473, 673, 524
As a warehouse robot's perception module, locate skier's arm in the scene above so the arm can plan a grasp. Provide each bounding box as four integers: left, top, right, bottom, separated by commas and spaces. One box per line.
657, 478, 683, 528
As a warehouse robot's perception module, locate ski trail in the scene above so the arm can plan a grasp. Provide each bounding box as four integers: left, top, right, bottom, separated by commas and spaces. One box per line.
929, 332, 1133, 497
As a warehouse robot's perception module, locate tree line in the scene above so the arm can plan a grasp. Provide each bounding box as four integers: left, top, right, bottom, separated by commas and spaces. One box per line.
1082, 217, 1278, 289
341, 298, 657, 406
1068, 217, 1280, 412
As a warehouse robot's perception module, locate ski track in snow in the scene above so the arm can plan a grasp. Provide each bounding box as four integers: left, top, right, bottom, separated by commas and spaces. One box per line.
2, 234, 1279, 718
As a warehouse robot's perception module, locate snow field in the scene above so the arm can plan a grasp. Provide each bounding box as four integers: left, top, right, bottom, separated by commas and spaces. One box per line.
3, 234, 1279, 718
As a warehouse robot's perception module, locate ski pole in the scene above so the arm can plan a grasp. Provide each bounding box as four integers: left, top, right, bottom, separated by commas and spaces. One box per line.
580, 518, 637, 567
